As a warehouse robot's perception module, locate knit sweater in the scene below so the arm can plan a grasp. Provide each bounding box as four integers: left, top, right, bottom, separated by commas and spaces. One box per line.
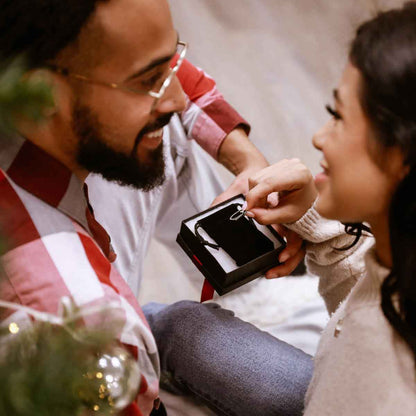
286, 207, 416, 415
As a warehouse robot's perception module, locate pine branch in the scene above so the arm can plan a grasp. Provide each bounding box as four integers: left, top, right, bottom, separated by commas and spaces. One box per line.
0, 323, 118, 416
0, 57, 54, 135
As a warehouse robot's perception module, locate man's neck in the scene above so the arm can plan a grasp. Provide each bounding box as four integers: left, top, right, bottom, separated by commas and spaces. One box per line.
18, 122, 89, 184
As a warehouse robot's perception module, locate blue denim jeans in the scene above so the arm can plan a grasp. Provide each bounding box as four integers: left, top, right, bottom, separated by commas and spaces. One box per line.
143, 301, 313, 416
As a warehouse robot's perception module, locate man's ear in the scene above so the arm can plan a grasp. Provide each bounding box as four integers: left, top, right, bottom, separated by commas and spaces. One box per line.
22, 68, 58, 118
25, 67, 77, 119
15, 67, 75, 140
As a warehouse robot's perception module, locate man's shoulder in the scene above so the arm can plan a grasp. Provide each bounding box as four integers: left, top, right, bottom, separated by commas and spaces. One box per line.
0, 169, 119, 317
0, 168, 79, 254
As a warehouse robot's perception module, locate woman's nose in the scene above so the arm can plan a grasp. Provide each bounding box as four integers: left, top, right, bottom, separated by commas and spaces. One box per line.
312, 120, 330, 151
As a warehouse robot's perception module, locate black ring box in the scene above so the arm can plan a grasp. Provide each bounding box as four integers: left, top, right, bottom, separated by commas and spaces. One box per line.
176, 194, 286, 295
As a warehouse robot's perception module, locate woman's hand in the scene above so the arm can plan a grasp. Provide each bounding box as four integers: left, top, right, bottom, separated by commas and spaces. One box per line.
266, 224, 305, 279
244, 158, 317, 225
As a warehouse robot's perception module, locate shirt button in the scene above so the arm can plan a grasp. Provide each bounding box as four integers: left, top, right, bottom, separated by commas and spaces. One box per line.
108, 250, 117, 263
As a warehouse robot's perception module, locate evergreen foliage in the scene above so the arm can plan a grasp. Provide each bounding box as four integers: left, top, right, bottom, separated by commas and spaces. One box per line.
0, 323, 116, 416
0, 57, 53, 134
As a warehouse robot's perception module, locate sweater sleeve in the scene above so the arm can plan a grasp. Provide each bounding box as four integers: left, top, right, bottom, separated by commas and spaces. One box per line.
176, 59, 251, 159
285, 206, 374, 314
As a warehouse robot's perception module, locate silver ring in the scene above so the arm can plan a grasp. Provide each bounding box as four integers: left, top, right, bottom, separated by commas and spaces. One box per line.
229, 209, 246, 221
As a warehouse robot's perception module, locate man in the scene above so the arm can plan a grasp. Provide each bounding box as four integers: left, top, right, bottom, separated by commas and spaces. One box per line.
0, 0, 311, 415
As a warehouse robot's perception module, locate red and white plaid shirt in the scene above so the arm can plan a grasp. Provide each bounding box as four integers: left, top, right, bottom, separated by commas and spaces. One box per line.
0, 136, 160, 415
0, 60, 249, 415
176, 58, 250, 159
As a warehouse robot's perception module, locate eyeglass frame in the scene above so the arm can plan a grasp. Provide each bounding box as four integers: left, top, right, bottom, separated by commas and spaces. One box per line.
46, 40, 188, 103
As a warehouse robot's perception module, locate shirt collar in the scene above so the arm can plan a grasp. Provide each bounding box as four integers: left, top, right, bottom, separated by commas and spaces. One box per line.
0, 136, 89, 231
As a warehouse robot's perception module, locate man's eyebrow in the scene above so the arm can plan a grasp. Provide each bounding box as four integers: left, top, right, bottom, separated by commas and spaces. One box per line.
125, 34, 179, 82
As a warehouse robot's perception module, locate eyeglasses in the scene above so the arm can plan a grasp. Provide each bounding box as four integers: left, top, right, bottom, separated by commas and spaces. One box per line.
47, 41, 188, 104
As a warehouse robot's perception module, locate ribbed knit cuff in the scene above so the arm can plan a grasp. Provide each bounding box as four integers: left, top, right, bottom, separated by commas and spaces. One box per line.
285, 204, 345, 243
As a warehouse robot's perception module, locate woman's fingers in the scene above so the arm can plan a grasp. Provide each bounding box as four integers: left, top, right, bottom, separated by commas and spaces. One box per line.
265, 247, 306, 279
250, 201, 308, 225
264, 226, 305, 278
245, 159, 315, 212
244, 159, 317, 224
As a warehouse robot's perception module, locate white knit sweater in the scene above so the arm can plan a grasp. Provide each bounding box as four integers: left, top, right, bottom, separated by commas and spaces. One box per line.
287, 207, 416, 415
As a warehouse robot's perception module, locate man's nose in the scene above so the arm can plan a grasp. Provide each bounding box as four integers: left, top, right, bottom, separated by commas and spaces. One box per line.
152, 74, 186, 114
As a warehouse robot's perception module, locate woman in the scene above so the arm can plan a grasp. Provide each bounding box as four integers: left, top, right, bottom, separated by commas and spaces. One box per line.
244, 2, 416, 413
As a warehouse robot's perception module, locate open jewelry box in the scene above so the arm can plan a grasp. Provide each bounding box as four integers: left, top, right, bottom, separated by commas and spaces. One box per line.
176, 194, 286, 295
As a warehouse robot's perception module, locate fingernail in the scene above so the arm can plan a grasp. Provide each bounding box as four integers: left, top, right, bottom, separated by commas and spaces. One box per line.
241, 201, 247, 210
279, 253, 290, 263
245, 211, 255, 218
267, 273, 280, 279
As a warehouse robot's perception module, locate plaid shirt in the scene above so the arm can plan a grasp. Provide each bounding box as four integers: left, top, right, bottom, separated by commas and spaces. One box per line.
0, 60, 249, 416
176, 59, 250, 159
0, 136, 159, 416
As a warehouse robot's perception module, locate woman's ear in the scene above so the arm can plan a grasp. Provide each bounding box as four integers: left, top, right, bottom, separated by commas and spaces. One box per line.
388, 146, 409, 181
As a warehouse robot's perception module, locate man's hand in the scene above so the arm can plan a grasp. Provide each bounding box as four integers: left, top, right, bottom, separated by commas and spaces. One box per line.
244, 158, 317, 225
211, 127, 269, 206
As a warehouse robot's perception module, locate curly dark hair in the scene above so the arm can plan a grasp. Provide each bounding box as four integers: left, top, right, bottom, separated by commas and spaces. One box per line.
349, 2, 416, 359
0, 0, 109, 68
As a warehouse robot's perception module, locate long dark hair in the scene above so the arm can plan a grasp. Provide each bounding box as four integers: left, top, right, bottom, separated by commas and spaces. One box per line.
349, 2, 416, 358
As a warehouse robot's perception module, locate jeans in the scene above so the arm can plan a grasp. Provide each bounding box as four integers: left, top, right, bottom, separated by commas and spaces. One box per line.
143, 301, 313, 416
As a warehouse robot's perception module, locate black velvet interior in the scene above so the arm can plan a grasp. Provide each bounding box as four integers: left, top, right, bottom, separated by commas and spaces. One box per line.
195, 203, 275, 266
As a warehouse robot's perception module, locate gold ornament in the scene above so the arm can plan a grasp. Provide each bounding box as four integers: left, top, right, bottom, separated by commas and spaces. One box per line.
78, 345, 141, 413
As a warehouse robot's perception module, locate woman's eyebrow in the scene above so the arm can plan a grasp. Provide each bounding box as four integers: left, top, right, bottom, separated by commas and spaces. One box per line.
333, 88, 343, 106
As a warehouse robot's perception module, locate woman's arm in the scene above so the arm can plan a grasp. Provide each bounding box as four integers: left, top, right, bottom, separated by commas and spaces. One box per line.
287, 205, 373, 314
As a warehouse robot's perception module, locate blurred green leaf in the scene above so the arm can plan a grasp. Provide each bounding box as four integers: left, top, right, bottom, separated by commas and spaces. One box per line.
0, 57, 54, 134
0, 322, 118, 416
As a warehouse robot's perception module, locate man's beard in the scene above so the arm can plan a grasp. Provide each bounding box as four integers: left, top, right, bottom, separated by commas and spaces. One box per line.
72, 103, 171, 191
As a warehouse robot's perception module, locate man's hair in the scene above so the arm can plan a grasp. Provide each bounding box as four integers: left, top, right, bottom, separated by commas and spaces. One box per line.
0, 0, 109, 68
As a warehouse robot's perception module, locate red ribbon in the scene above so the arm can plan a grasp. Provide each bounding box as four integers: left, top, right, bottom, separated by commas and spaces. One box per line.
200, 279, 215, 302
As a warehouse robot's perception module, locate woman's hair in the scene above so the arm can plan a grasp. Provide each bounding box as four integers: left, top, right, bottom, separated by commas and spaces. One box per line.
0, 0, 109, 68
349, 2, 416, 358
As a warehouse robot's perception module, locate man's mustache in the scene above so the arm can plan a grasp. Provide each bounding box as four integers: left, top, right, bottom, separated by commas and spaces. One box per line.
131, 113, 174, 156
140, 113, 174, 137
